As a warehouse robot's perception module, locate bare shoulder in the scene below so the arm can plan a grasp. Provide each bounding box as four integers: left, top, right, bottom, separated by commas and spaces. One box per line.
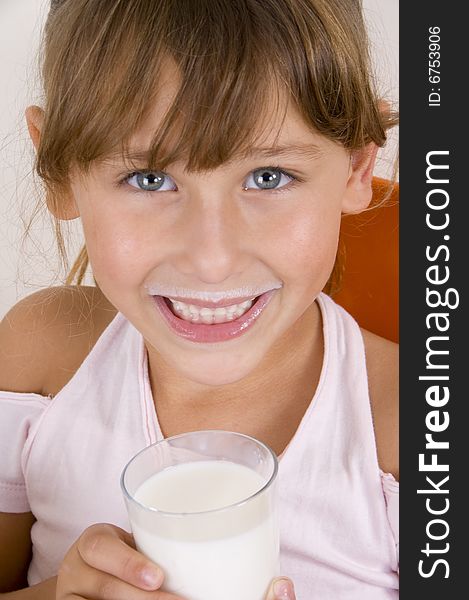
361, 328, 399, 481
0, 286, 117, 396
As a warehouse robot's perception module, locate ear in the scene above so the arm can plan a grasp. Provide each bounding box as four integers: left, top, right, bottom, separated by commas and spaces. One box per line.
341, 142, 379, 214
25, 105, 80, 221
25, 105, 44, 150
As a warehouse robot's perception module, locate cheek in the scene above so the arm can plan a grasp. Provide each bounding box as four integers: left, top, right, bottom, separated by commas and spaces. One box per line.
269, 205, 342, 288
95, 235, 150, 288
78, 203, 151, 289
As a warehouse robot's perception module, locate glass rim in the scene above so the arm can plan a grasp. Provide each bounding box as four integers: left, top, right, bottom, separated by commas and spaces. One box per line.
120, 429, 279, 518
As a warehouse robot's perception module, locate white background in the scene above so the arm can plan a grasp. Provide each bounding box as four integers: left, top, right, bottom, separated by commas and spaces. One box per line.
0, 0, 398, 318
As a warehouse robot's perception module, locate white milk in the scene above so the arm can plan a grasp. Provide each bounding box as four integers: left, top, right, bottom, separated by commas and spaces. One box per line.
132, 460, 279, 600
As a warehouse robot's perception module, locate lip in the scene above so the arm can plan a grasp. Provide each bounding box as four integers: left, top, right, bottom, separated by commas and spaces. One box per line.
153, 290, 276, 343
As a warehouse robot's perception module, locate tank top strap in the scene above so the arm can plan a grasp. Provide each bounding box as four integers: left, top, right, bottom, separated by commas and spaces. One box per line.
317, 292, 368, 376
317, 292, 372, 413
280, 293, 379, 473
318, 292, 377, 453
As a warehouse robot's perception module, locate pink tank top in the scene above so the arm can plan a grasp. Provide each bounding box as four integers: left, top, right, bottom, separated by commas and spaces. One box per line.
0, 293, 399, 597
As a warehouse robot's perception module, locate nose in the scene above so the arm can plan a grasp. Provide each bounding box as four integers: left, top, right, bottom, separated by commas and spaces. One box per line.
176, 194, 247, 284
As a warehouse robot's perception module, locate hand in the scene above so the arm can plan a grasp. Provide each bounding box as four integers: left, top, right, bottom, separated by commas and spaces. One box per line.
55, 523, 185, 599
265, 577, 296, 600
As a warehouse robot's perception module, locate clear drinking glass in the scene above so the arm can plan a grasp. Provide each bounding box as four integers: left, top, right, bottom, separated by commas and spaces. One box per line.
121, 430, 279, 600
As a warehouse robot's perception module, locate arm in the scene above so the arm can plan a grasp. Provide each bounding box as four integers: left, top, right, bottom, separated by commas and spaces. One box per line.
0, 580, 57, 599
0, 512, 47, 596
0, 520, 182, 600
0, 287, 107, 598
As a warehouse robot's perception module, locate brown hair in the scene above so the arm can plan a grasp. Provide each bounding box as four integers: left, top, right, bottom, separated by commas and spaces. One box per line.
34, 0, 397, 287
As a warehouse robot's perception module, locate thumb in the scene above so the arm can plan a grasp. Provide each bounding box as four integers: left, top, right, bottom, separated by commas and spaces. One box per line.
266, 577, 296, 600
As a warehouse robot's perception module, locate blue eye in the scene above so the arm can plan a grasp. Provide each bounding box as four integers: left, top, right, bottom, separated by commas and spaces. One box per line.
125, 171, 177, 192
244, 168, 294, 191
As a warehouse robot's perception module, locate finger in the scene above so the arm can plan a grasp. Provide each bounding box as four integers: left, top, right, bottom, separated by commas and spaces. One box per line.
77, 523, 163, 591
265, 577, 296, 600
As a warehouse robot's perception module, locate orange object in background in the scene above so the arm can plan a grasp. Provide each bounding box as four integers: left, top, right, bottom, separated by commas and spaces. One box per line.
332, 177, 399, 343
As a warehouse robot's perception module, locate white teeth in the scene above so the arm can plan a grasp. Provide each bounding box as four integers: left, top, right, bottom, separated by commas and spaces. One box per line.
168, 298, 255, 324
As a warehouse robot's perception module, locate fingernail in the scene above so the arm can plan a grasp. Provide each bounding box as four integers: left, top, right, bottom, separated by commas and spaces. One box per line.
274, 578, 295, 599
141, 567, 161, 588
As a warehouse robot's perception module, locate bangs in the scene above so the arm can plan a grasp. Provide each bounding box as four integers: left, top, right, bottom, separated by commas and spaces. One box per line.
132, 1, 294, 172
39, 0, 388, 185
111, 51, 291, 174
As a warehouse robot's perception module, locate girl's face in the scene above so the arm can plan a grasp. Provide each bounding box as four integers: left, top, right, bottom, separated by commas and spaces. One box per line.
68, 84, 372, 386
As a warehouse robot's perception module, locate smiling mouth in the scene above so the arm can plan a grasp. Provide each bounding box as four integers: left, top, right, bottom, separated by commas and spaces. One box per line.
151, 290, 275, 343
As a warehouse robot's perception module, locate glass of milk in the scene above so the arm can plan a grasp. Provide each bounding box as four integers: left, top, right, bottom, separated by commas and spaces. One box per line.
121, 430, 279, 600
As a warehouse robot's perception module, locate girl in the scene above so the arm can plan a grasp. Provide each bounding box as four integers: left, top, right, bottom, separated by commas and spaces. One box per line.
0, 0, 399, 598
